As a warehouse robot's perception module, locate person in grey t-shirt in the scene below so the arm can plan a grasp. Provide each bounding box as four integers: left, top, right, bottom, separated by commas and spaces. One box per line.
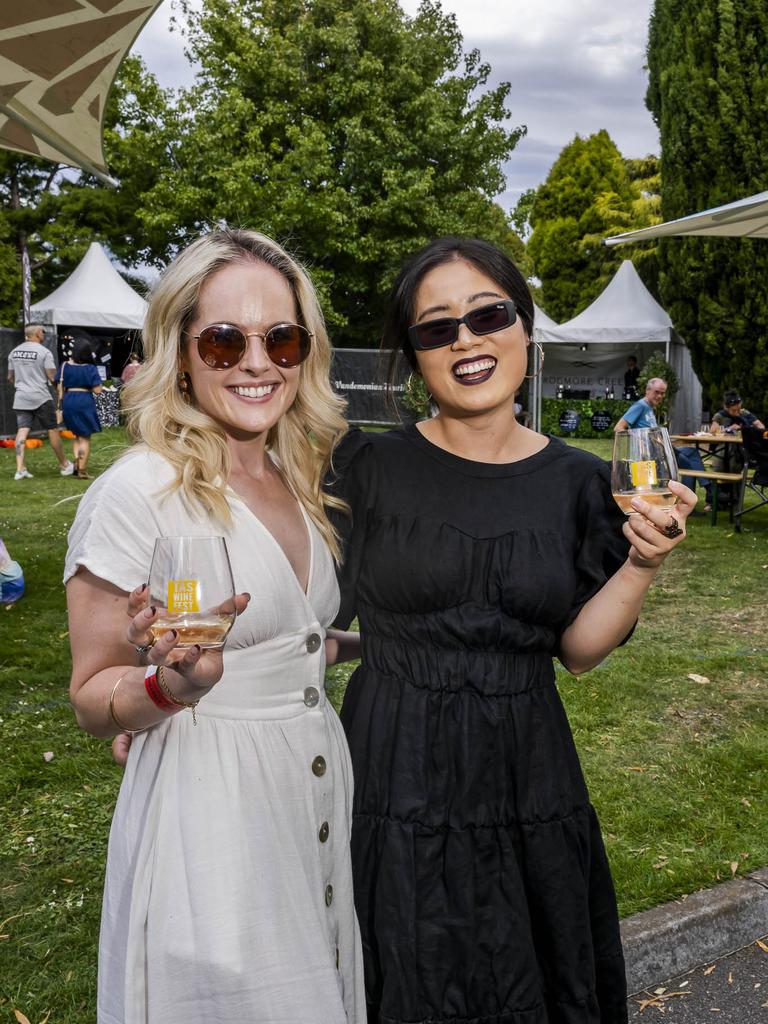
7, 323, 73, 480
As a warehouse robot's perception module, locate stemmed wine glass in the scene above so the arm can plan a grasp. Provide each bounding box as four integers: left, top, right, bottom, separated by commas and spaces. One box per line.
148, 536, 236, 649
611, 427, 679, 516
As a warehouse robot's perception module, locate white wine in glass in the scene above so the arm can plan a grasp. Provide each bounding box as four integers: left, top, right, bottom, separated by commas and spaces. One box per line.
611, 427, 679, 516
148, 536, 236, 648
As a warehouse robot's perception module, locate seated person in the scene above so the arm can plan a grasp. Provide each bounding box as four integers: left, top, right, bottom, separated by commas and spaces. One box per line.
0, 537, 24, 606
707, 391, 765, 507
712, 390, 765, 433
615, 377, 709, 497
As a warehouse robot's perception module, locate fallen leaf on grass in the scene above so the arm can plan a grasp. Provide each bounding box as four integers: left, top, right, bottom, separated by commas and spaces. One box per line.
757, 939, 768, 953
703, 964, 717, 975
42, 751, 54, 763
730, 861, 739, 876
14, 1011, 31, 1024
57, 631, 68, 639
687, 673, 710, 684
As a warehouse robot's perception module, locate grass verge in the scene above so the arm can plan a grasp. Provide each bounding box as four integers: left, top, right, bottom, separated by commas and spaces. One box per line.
1, 428, 766, 1022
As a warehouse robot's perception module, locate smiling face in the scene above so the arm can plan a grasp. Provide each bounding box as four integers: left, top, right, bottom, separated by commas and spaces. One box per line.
181, 258, 302, 442
645, 380, 667, 408
411, 259, 529, 418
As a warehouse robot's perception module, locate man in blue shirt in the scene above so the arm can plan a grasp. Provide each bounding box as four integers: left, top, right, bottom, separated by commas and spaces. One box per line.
614, 377, 666, 431
615, 376, 708, 498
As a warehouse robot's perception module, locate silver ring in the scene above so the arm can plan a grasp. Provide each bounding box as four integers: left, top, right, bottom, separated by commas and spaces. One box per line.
135, 642, 155, 655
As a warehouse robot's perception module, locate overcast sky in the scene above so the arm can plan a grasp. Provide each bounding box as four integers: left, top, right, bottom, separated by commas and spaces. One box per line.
133, 0, 659, 213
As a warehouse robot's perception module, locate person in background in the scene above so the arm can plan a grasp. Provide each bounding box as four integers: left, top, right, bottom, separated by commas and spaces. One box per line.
56, 338, 103, 479
615, 377, 709, 499
7, 323, 74, 480
623, 354, 640, 399
120, 351, 142, 385
712, 390, 765, 433
0, 537, 24, 607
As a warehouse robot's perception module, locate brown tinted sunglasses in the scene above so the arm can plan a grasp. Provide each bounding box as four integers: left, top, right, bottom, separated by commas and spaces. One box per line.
191, 322, 312, 369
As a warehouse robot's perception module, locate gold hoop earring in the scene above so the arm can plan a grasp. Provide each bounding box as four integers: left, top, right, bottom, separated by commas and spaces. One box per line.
178, 370, 191, 402
524, 341, 544, 380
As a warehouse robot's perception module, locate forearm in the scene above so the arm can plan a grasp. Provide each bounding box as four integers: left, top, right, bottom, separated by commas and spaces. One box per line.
325, 628, 361, 665
559, 558, 658, 674
71, 663, 210, 738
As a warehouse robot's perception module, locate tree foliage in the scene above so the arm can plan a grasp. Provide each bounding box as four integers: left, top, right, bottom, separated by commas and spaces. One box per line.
521, 131, 661, 322
135, 0, 525, 345
646, 0, 768, 412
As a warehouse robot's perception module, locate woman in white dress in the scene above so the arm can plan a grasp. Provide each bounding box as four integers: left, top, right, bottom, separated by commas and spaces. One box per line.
65, 229, 365, 1024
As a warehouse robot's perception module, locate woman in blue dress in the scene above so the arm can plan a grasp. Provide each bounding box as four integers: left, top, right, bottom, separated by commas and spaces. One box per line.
57, 339, 103, 478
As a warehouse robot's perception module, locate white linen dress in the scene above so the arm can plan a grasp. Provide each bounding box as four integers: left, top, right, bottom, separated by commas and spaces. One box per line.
64, 448, 365, 1024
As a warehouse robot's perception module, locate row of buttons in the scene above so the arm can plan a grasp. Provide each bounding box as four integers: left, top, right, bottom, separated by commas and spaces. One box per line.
305, 634, 322, 709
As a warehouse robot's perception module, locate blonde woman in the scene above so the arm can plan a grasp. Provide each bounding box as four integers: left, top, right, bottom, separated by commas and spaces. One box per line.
65, 229, 365, 1023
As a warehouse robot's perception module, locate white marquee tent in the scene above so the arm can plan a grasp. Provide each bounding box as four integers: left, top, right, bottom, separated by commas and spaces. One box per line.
30, 241, 147, 330
531, 260, 702, 432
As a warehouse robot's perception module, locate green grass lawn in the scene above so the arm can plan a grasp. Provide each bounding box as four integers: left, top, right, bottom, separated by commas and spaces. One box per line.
1, 428, 767, 1022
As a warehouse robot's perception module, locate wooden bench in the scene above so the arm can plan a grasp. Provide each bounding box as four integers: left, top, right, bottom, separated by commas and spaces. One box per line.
677, 469, 744, 526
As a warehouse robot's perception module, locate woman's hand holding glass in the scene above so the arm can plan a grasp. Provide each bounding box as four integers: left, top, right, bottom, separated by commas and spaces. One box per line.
126, 583, 251, 691
622, 479, 697, 568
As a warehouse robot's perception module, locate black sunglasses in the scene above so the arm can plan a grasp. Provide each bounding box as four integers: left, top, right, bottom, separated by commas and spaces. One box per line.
408, 299, 518, 351
191, 322, 312, 369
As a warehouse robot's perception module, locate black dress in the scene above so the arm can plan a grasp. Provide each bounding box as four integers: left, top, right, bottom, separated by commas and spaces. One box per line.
331, 425, 631, 1024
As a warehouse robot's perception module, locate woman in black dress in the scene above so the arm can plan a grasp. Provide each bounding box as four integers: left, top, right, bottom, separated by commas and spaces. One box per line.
331, 238, 696, 1024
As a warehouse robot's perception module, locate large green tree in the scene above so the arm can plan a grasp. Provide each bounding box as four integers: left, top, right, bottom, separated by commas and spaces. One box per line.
137, 0, 525, 345
646, 0, 768, 412
522, 131, 660, 322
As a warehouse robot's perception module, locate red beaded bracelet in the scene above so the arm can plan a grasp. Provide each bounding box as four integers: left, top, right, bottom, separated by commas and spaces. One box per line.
144, 666, 177, 713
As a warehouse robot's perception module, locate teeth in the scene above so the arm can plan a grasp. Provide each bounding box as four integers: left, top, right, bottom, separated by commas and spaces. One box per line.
455, 359, 495, 376
231, 384, 277, 398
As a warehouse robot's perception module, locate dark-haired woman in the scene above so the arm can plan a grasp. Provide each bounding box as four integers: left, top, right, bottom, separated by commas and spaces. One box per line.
331, 238, 696, 1024
56, 338, 102, 478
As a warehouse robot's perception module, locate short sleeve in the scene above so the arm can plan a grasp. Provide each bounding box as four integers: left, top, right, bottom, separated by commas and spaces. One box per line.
64, 454, 171, 591
88, 365, 102, 388
562, 461, 631, 633
326, 428, 375, 629
622, 401, 641, 427
43, 348, 55, 372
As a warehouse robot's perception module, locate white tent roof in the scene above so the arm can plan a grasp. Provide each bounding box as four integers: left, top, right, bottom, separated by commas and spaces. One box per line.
533, 302, 558, 331
603, 190, 768, 245
30, 242, 147, 329
534, 260, 675, 345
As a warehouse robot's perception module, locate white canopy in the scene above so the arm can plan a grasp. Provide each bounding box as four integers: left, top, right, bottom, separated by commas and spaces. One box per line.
532, 302, 558, 331
603, 190, 768, 245
531, 260, 702, 432
534, 261, 676, 345
30, 241, 147, 329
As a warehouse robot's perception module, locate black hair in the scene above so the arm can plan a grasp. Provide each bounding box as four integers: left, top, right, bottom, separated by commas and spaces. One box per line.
723, 390, 742, 406
382, 237, 535, 372
71, 338, 95, 364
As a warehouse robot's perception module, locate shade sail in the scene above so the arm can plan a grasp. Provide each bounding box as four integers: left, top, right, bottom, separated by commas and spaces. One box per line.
532, 302, 558, 331
0, 0, 162, 184
30, 240, 147, 328
535, 260, 675, 345
603, 190, 768, 245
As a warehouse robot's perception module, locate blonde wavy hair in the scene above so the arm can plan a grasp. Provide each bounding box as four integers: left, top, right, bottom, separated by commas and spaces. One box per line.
121, 228, 348, 561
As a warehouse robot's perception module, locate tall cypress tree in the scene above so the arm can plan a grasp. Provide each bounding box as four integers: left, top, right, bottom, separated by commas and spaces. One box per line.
646, 0, 768, 412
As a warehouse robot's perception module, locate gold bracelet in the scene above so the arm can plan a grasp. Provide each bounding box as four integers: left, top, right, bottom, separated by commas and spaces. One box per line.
109, 672, 145, 734
157, 665, 200, 726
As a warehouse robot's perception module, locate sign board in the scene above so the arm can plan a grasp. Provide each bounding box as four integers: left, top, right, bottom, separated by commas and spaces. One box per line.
331, 348, 413, 424
590, 411, 613, 432
559, 409, 580, 434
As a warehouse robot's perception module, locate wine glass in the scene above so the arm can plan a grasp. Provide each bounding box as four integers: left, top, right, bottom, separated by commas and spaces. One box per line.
148, 536, 236, 648
611, 427, 679, 516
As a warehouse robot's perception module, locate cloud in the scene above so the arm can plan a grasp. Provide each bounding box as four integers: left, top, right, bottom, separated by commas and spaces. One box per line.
133, 0, 659, 203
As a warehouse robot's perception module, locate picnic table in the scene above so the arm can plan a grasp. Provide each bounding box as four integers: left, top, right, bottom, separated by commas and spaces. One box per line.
671, 433, 743, 525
